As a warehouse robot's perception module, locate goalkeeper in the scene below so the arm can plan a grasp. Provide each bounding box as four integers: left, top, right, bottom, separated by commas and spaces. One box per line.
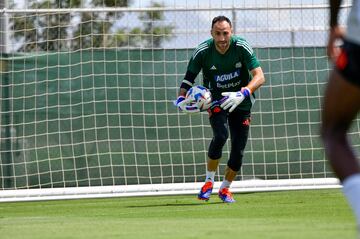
174, 15, 265, 203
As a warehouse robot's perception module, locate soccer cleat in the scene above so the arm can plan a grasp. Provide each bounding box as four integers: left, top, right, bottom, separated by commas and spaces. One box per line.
218, 188, 236, 203
198, 181, 213, 201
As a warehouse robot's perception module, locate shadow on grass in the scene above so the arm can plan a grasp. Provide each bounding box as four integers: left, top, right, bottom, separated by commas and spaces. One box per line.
126, 201, 224, 208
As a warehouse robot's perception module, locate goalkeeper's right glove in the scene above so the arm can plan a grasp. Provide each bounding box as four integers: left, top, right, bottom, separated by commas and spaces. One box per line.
173, 95, 200, 114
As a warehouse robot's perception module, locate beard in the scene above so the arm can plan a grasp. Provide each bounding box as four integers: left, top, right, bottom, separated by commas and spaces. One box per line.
216, 41, 229, 53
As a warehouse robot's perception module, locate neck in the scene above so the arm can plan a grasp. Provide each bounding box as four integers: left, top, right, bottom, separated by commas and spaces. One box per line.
215, 45, 229, 54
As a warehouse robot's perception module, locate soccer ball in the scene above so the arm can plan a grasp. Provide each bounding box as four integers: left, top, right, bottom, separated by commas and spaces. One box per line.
185, 85, 212, 111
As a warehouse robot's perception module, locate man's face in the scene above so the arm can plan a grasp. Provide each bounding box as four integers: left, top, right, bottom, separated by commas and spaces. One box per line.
211, 20, 232, 54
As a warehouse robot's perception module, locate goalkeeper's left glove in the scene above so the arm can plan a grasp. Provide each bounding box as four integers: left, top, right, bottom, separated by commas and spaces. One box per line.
173, 96, 200, 114
220, 87, 251, 112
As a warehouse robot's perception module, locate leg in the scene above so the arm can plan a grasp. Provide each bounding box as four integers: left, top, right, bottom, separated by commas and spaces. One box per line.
202, 158, 219, 184
198, 110, 228, 200
218, 111, 251, 203
208, 110, 229, 162
224, 166, 237, 182
321, 69, 360, 230
218, 167, 238, 203
206, 110, 229, 181
321, 70, 360, 181
225, 111, 251, 182
207, 157, 220, 172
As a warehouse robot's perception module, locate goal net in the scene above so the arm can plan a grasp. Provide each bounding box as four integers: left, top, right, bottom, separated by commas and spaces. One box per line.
1, 1, 355, 202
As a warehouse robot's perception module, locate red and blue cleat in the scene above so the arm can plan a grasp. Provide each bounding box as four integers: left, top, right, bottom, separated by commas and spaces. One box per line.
198, 181, 213, 201
218, 188, 236, 203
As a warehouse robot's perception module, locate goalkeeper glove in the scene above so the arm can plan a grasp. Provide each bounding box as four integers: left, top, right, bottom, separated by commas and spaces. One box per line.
220, 87, 251, 112
173, 96, 200, 114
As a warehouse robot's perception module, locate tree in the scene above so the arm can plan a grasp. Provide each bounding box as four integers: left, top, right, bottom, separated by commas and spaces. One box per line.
115, 2, 174, 48
10, 0, 174, 51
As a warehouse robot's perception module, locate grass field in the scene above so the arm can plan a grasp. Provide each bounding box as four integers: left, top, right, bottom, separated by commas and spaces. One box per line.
0, 189, 356, 239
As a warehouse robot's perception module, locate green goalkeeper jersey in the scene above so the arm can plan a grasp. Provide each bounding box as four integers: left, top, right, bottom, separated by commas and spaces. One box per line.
186, 35, 260, 111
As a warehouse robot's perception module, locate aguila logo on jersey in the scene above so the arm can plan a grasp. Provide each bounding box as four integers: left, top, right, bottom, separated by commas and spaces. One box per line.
214, 69, 240, 82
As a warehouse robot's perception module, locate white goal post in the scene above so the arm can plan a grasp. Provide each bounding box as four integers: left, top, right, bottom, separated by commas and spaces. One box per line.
1, 2, 355, 202
0, 178, 340, 202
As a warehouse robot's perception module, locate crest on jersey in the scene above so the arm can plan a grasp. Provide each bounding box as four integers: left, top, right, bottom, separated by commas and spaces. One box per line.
235, 62, 242, 68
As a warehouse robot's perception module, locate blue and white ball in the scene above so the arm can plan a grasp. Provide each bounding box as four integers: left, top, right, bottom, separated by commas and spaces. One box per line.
185, 85, 212, 111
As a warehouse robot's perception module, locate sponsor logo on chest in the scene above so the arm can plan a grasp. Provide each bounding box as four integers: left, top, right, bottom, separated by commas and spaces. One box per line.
215, 69, 240, 82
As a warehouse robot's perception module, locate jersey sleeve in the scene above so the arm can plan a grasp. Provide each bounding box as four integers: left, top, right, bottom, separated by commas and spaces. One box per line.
179, 42, 207, 91
187, 41, 209, 76
236, 38, 260, 71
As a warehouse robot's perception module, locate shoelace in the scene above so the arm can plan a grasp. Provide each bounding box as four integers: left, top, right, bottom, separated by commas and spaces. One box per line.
202, 182, 213, 191
220, 188, 232, 197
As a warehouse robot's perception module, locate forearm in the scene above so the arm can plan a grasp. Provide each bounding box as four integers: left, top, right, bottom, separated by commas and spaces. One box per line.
246, 67, 265, 93
178, 70, 197, 96
178, 87, 188, 97
330, 0, 342, 27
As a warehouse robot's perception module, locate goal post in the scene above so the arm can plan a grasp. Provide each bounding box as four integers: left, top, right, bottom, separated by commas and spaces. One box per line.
0, 178, 340, 202
1, 3, 354, 202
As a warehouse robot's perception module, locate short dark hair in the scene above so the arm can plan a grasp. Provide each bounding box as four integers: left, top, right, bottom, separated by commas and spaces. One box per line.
211, 15, 232, 28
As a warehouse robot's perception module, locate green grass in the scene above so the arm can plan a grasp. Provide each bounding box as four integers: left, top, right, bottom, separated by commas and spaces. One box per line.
0, 189, 356, 239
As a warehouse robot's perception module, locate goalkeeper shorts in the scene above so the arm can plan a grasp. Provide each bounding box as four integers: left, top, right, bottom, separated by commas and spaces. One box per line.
335, 39, 360, 87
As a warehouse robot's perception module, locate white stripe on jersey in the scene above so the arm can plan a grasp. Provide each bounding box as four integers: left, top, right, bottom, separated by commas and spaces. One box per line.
182, 79, 193, 87
192, 43, 209, 59
236, 39, 254, 55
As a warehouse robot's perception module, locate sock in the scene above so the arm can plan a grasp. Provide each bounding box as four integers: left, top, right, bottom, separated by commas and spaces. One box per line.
220, 180, 231, 190
342, 173, 360, 229
205, 171, 216, 183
